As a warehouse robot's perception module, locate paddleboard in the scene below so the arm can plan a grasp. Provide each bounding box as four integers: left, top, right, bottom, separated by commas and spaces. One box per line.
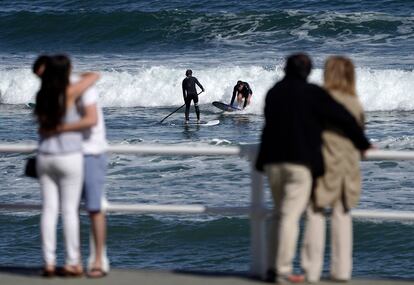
171, 119, 220, 126
212, 101, 242, 112
25, 102, 36, 109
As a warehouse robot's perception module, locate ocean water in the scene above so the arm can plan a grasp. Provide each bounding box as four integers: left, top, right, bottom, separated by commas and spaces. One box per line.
0, 0, 413, 279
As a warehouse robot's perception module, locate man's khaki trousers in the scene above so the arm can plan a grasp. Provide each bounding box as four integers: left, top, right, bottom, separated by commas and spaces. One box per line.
265, 163, 312, 277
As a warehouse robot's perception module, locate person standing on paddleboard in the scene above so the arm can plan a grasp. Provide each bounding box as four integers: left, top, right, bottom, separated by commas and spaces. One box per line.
182, 69, 204, 124
230, 80, 252, 109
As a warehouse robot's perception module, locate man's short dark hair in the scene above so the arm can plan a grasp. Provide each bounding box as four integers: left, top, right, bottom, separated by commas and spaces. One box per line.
32, 55, 50, 74
284, 53, 312, 80
185, 69, 192, 76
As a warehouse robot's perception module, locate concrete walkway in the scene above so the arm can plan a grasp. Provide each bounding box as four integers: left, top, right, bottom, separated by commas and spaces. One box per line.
0, 267, 413, 285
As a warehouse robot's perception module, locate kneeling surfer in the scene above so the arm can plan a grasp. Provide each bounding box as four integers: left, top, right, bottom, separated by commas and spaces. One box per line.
230, 80, 252, 109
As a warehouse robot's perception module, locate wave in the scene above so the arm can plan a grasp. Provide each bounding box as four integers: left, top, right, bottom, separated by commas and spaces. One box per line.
0, 0, 411, 14
0, 9, 412, 53
1, 65, 413, 112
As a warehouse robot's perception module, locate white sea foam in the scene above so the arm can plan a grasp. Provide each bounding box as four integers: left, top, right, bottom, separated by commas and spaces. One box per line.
0, 65, 413, 112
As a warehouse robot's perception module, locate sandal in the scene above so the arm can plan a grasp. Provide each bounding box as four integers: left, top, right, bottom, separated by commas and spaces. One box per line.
277, 274, 305, 284
62, 265, 84, 277
41, 266, 55, 278
87, 267, 107, 278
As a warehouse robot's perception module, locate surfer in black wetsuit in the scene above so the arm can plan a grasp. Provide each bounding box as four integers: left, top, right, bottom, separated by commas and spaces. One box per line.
182, 69, 204, 123
230, 80, 253, 109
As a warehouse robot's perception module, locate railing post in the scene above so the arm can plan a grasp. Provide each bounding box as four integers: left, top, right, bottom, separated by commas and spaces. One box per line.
248, 150, 267, 280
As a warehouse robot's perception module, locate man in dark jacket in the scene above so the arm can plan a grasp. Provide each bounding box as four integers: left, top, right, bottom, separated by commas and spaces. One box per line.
256, 53, 370, 283
182, 69, 204, 123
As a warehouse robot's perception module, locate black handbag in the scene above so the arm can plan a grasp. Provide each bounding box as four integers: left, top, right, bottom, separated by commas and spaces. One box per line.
25, 156, 38, 178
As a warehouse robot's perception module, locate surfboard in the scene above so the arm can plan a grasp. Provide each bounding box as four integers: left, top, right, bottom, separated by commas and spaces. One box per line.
25, 102, 36, 109
197, 119, 220, 126
170, 119, 220, 126
212, 101, 242, 112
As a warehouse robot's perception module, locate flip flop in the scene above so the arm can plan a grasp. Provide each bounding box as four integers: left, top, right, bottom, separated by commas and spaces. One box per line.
62, 265, 83, 277
41, 268, 55, 278
87, 267, 107, 278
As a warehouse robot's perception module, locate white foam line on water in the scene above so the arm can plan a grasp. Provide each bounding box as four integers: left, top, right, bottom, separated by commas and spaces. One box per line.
1, 65, 413, 112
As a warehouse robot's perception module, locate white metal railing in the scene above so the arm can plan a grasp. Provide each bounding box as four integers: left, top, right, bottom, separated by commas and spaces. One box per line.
1, 202, 413, 220
2, 143, 414, 160
0, 143, 414, 279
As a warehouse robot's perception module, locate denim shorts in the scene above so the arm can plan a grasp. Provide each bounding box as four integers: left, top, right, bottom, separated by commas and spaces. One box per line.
83, 154, 106, 212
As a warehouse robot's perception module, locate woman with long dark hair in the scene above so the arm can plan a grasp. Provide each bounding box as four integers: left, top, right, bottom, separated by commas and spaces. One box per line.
34, 55, 99, 277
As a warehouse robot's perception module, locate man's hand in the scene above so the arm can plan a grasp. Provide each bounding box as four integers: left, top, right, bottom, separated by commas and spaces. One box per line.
361, 145, 377, 159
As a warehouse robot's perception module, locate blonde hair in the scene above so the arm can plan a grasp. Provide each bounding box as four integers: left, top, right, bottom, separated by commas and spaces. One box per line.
324, 56, 356, 96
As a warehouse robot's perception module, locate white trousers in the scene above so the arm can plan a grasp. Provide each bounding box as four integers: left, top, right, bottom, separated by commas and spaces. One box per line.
37, 152, 83, 266
265, 163, 312, 277
301, 200, 352, 282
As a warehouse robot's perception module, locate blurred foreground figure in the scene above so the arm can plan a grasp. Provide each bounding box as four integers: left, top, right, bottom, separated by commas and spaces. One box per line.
301, 56, 365, 282
34, 55, 110, 278
34, 55, 99, 277
256, 53, 370, 283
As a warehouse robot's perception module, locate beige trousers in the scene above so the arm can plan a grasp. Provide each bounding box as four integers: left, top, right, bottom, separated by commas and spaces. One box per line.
301, 200, 352, 282
265, 163, 312, 277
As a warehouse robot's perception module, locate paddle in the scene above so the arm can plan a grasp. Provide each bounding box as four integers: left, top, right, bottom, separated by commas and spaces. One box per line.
159, 103, 185, 124
159, 91, 204, 124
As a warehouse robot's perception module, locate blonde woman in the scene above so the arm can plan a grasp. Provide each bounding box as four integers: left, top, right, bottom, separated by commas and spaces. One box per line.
301, 56, 365, 283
